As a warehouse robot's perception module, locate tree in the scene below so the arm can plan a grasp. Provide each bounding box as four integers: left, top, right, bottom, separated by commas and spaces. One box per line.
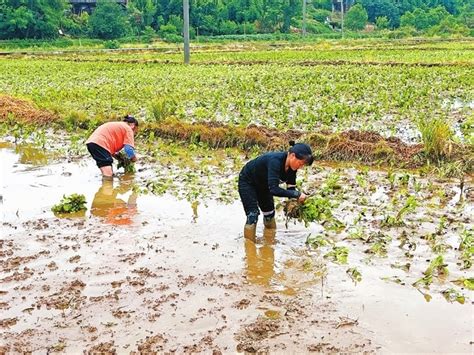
457, 2, 474, 28
359, 0, 400, 27
89, 0, 130, 39
375, 16, 390, 29
344, 4, 368, 30
0, 0, 68, 39
400, 5, 451, 30
281, 0, 300, 33
220, 20, 239, 34
132, 0, 156, 27
312, 0, 332, 11
63, 12, 90, 37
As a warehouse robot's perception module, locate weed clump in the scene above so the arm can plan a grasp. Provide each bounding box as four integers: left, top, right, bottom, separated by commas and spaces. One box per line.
149, 96, 177, 122
417, 117, 453, 160
51, 194, 87, 214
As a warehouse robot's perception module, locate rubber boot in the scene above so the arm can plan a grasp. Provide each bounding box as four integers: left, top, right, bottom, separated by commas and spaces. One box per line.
263, 217, 276, 229
244, 223, 257, 241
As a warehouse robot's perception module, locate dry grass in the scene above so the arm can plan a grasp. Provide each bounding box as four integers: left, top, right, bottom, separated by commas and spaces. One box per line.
0, 95, 57, 124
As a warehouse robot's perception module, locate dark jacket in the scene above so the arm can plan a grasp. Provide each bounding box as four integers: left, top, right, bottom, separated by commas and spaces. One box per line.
240, 152, 300, 199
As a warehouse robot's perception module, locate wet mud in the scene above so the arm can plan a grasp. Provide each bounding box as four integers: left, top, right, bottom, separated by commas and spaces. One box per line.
1, 141, 472, 353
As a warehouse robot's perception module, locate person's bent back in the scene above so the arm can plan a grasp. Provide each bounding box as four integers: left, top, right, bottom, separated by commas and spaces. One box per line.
86, 115, 138, 179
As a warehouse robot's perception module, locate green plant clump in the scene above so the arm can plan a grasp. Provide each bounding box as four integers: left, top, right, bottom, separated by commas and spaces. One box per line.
417, 117, 453, 161
458, 229, 473, 269
285, 195, 335, 227
324, 246, 349, 264
413, 255, 449, 288
441, 288, 465, 304
116, 152, 136, 173
346, 267, 362, 283
51, 194, 87, 214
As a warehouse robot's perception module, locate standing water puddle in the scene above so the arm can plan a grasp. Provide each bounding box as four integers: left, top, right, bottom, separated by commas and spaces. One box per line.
0, 142, 472, 353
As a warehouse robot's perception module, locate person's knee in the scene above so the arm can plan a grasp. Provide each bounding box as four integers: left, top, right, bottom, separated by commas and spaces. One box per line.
100, 165, 113, 177
246, 211, 259, 225
263, 210, 275, 221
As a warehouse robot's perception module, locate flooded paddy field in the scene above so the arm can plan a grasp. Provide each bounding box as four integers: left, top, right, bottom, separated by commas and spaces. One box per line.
0, 38, 472, 353
1, 138, 472, 353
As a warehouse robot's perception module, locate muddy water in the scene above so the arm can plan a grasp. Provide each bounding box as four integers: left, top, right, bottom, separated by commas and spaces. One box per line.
1, 142, 472, 353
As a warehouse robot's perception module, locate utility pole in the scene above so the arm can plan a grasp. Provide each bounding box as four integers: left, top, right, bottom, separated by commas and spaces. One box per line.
302, 0, 307, 37
183, 0, 190, 64
340, 0, 344, 38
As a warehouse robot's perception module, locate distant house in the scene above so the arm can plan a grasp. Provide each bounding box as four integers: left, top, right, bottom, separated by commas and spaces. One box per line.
332, 0, 356, 13
70, 0, 127, 14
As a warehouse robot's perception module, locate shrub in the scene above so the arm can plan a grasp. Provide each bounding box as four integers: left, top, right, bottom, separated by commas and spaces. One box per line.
141, 26, 156, 43
312, 9, 331, 23
104, 40, 120, 49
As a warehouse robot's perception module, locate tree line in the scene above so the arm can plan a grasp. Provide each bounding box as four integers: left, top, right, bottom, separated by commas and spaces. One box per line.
0, 0, 472, 40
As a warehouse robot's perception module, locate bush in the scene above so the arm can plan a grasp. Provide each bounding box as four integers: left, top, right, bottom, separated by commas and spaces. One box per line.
375, 16, 390, 30
62, 13, 90, 37
312, 9, 331, 23
219, 20, 239, 35
387, 26, 418, 38
104, 40, 120, 49
305, 20, 333, 34
238, 22, 257, 34
427, 16, 470, 36
159, 23, 182, 42
161, 33, 182, 43
141, 26, 156, 43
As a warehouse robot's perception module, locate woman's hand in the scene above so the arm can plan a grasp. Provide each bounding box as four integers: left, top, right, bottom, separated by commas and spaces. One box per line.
298, 193, 308, 203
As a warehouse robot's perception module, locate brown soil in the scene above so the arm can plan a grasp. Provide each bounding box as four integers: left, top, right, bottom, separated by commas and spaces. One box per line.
0, 95, 57, 124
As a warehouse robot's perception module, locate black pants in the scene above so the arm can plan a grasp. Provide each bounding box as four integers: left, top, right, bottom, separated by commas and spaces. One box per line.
86, 143, 113, 168
238, 171, 274, 224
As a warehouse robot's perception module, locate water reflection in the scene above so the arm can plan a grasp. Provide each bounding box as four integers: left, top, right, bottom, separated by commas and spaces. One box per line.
15, 144, 48, 165
90, 176, 138, 225
244, 229, 276, 286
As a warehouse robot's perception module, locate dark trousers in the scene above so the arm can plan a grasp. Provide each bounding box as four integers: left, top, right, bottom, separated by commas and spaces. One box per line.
86, 143, 113, 168
238, 172, 274, 224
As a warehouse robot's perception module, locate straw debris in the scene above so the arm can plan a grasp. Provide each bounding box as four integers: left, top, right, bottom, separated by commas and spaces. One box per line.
0, 95, 57, 124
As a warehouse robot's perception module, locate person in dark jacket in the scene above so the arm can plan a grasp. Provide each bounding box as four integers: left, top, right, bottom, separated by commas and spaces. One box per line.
238, 141, 313, 240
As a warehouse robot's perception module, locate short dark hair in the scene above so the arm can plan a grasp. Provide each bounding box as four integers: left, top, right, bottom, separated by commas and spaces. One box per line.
123, 115, 138, 126
289, 141, 314, 166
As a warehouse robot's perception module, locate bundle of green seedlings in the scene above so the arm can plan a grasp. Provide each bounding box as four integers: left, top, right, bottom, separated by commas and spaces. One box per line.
51, 193, 87, 214
285, 194, 338, 228
116, 152, 136, 174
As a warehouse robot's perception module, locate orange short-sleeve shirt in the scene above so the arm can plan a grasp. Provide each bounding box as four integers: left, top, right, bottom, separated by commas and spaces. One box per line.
86, 122, 135, 154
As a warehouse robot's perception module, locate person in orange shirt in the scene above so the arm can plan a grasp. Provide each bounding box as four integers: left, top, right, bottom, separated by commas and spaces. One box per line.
86, 115, 139, 178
